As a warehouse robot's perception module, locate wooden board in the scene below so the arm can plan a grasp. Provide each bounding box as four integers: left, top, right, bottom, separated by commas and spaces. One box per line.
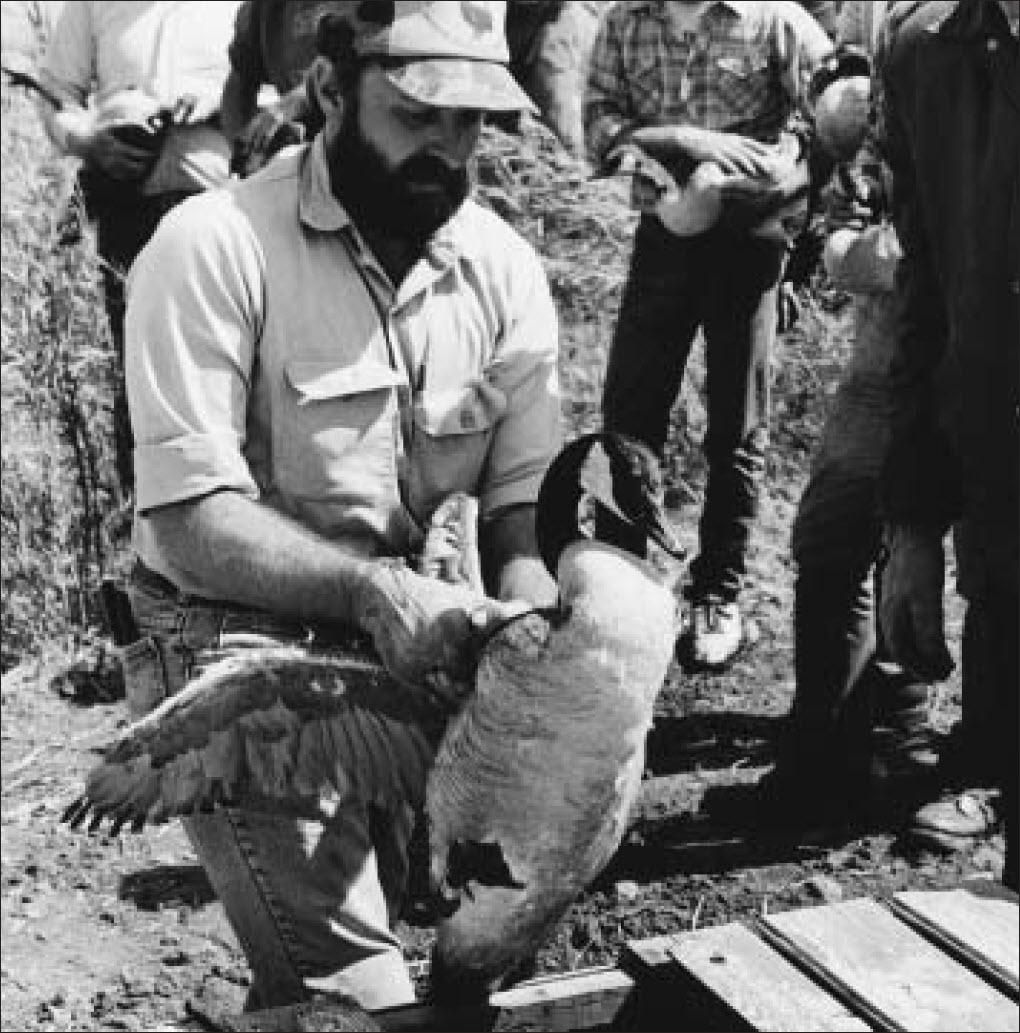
185, 966, 641, 1033
764, 897, 1019, 1032
624, 927, 869, 1032
888, 889, 1019, 998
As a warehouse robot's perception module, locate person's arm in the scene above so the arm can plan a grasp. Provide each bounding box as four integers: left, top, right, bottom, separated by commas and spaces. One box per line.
481, 504, 557, 609
876, 21, 958, 681
220, 67, 261, 147
823, 222, 900, 292
37, 2, 156, 179
879, 42, 960, 530
221, 0, 262, 143
822, 139, 900, 292
582, 7, 633, 173
472, 228, 562, 610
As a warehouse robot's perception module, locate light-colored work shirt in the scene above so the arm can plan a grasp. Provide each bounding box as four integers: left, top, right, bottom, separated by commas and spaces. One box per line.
125, 136, 562, 598
40, 0, 241, 193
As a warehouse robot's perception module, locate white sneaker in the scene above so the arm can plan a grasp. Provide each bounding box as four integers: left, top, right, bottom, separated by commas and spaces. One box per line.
685, 598, 742, 670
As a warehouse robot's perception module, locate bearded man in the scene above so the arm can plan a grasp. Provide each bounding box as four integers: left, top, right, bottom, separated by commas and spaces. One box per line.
120, 0, 561, 1010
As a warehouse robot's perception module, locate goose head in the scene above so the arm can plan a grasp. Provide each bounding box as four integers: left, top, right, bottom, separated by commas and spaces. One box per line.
536, 431, 686, 584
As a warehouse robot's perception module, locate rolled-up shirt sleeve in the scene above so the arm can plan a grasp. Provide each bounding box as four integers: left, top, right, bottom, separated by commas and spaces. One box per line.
125, 192, 265, 513
479, 240, 562, 518
39, 0, 94, 107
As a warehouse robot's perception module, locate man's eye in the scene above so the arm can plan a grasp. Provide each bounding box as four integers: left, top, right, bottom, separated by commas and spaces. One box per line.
397, 107, 435, 129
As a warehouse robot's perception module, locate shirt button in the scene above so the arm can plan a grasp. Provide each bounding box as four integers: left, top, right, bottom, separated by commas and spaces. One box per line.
987, 37, 999, 51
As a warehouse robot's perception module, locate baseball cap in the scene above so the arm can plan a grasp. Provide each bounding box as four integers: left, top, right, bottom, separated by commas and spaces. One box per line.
323, 0, 537, 113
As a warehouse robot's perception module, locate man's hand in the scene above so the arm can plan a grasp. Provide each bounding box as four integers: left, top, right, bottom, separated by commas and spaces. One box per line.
65, 111, 161, 181
230, 109, 305, 177
356, 559, 529, 708
880, 526, 954, 681
631, 126, 775, 178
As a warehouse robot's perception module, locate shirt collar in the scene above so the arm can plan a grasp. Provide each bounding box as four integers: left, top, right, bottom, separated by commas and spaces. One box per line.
632, 1, 743, 21
299, 134, 351, 234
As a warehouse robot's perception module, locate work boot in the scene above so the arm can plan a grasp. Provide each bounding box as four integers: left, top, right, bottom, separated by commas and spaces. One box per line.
679, 596, 742, 670
907, 789, 1000, 854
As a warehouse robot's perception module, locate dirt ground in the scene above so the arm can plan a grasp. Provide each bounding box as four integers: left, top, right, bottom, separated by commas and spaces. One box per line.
0, 68, 1008, 1033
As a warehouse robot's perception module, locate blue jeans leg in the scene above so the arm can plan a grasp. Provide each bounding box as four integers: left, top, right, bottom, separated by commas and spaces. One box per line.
123, 571, 417, 1011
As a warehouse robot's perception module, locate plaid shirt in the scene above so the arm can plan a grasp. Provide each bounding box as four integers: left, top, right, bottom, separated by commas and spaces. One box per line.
585, 1, 832, 208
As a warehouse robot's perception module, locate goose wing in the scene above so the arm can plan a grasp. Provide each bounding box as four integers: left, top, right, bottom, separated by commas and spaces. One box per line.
63, 647, 443, 835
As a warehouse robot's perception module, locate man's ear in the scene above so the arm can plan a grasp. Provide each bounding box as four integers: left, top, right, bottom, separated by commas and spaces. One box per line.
306, 56, 344, 123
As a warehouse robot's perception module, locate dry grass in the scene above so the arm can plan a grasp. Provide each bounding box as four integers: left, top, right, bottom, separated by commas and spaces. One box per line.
1, 87, 121, 671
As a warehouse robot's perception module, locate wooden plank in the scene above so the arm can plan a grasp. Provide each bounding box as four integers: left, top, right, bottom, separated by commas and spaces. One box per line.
624, 926, 869, 1032
198, 965, 641, 1033
488, 966, 637, 1032
764, 897, 1019, 1032
888, 889, 1018, 999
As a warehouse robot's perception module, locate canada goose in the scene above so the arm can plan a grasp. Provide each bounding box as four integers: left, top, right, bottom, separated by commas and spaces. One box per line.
63, 431, 683, 997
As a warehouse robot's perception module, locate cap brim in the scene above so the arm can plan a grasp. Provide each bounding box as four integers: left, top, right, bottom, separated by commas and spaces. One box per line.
383, 58, 538, 114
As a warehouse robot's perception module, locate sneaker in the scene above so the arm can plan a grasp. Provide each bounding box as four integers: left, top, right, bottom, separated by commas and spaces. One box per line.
680, 597, 742, 670
908, 789, 1000, 853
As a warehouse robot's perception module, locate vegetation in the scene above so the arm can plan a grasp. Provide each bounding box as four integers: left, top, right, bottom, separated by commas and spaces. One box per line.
1, 88, 122, 671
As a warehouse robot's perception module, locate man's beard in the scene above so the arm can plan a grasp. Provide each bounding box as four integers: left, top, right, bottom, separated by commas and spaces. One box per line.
329, 106, 471, 248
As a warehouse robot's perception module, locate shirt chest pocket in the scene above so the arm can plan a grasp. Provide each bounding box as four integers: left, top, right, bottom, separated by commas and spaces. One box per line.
712, 50, 772, 119
275, 358, 405, 501
628, 52, 667, 118
406, 381, 507, 519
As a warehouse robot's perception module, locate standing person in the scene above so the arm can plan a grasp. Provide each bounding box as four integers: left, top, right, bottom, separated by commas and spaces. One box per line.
503, 0, 603, 158
220, 0, 347, 177
36, 1, 240, 496
122, 0, 561, 1009
760, 1, 942, 826
585, 1, 831, 669
878, 0, 1018, 887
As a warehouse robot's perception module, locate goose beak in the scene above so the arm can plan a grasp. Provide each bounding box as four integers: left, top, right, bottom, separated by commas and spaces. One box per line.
642, 499, 686, 562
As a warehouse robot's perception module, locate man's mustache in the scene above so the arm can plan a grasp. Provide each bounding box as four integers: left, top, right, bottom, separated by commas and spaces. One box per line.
399, 154, 469, 194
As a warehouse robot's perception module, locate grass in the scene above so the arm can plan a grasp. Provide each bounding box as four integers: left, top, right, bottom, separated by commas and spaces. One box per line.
1, 87, 122, 671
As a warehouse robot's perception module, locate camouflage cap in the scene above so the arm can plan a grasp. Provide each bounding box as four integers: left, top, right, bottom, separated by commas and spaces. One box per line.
326, 0, 537, 112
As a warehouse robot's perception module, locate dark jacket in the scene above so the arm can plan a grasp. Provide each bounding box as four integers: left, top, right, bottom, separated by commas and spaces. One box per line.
880, 0, 1019, 595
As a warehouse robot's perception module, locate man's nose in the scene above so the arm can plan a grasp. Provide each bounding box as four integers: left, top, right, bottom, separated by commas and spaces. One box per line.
427, 109, 483, 166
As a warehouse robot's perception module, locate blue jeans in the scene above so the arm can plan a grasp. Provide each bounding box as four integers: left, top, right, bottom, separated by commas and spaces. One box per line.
121, 562, 417, 1011
602, 217, 783, 601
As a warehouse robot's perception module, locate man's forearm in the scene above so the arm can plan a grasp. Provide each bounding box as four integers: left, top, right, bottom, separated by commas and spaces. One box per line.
144, 490, 375, 629
480, 504, 557, 608
220, 70, 260, 143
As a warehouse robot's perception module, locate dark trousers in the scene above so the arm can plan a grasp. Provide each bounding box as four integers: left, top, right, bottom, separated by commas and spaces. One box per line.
602, 216, 784, 601
789, 433, 930, 774
80, 169, 193, 495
